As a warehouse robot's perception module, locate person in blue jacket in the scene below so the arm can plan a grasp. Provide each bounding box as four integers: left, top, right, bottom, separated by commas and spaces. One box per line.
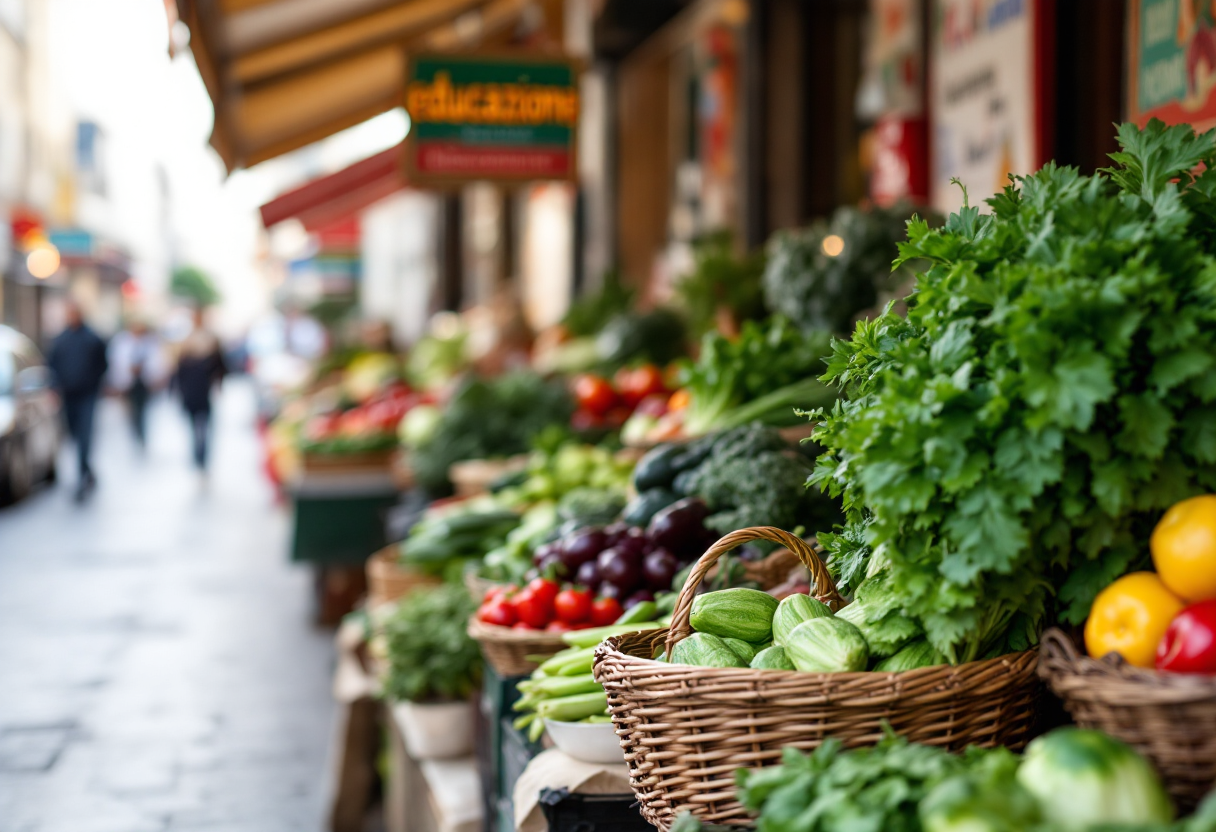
47, 301, 108, 499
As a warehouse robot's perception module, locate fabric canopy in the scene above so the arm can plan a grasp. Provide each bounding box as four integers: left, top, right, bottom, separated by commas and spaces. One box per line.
176, 0, 563, 171
259, 144, 406, 231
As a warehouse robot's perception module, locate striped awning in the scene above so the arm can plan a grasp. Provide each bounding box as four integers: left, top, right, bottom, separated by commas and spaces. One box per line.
175, 0, 563, 171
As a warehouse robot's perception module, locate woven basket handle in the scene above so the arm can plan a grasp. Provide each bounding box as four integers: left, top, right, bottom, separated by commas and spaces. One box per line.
665, 526, 845, 657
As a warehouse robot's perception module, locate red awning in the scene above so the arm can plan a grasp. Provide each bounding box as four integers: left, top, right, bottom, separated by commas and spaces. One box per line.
258, 143, 406, 231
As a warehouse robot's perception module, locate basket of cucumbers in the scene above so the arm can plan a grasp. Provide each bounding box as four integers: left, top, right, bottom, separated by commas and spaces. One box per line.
592, 526, 1041, 832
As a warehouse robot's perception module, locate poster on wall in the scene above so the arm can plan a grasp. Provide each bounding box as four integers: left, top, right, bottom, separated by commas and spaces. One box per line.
929, 0, 1047, 214
1128, 0, 1216, 131
403, 53, 580, 185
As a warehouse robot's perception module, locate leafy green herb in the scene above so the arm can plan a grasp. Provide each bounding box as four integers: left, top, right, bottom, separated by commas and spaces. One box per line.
383, 585, 481, 703
736, 729, 997, 832
810, 120, 1216, 663
678, 316, 835, 436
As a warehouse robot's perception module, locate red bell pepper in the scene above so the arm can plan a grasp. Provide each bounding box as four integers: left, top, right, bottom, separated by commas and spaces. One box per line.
1156, 599, 1216, 674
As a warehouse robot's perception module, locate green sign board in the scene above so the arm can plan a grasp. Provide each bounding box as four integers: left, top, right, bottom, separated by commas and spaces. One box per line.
403, 53, 580, 185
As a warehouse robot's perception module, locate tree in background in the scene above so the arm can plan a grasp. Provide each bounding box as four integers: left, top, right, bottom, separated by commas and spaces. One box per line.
170, 265, 221, 307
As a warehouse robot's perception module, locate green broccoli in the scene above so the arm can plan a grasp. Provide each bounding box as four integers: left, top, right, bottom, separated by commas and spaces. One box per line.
681, 423, 842, 537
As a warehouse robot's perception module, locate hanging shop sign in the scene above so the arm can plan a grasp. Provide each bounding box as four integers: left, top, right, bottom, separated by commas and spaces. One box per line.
1128, 0, 1216, 132
929, 0, 1049, 214
403, 53, 580, 185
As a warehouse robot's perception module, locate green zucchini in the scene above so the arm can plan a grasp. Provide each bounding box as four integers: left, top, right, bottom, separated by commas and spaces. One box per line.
632, 444, 685, 491
670, 633, 747, 668
750, 644, 796, 671
616, 600, 658, 626
873, 639, 947, 672
689, 588, 778, 643
771, 594, 833, 645
784, 617, 869, 673
722, 637, 757, 664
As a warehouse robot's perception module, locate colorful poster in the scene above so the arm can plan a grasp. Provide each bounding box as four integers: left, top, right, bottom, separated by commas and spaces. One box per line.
929, 0, 1045, 213
403, 54, 580, 185
1129, 0, 1216, 131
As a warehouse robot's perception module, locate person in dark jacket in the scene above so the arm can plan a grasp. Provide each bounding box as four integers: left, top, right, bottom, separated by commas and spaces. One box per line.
47, 301, 108, 497
174, 307, 227, 472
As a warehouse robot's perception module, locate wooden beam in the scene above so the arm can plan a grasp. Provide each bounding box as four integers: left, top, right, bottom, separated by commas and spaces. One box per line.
218, 0, 279, 12
231, 0, 489, 84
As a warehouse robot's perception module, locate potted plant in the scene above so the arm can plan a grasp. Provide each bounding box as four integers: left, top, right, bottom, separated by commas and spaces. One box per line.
382, 585, 482, 759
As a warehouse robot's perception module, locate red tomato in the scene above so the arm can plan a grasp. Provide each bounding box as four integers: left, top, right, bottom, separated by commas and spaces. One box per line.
527, 578, 560, 608
590, 596, 624, 627
483, 583, 517, 604
545, 620, 574, 633
514, 587, 554, 629
478, 598, 517, 627
512, 621, 535, 631
604, 407, 632, 428
554, 587, 593, 624
1157, 599, 1216, 674
615, 364, 667, 407
573, 374, 617, 416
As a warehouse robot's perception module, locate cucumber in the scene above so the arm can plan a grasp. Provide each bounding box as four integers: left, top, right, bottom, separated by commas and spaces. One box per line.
689, 588, 779, 643
670, 633, 747, 668
615, 600, 658, 626
772, 594, 833, 645
622, 489, 677, 526
750, 644, 796, 671
632, 443, 686, 491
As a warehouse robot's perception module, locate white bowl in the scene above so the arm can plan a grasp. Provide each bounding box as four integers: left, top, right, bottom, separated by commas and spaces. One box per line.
543, 718, 625, 765
393, 700, 475, 760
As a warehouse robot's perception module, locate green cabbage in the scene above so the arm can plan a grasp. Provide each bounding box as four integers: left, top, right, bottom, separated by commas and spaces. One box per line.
1016, 728, 1173, 831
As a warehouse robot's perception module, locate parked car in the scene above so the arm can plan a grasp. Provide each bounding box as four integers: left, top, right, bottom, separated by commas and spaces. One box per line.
0, 326, 60, 504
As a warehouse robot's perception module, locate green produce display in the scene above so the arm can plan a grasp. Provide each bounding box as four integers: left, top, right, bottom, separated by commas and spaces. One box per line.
735, 727, 1203, 832
763, 203, 925, 335
671, 632, 748, 668
722, 637, 759, 664
812, 120, 1216, 663
677, 316, 836, 436
689, 587, 779, 643
771, 593, 833, 645
784, 616, 869, 672
635, 423, 842, 539
407, 371, 574, 495
674, 230, 768, 338
382, 585, 481, 703
401, 504, 521, 580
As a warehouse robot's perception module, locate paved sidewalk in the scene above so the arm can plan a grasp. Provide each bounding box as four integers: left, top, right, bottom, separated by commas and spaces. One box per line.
0, 381, 336, 832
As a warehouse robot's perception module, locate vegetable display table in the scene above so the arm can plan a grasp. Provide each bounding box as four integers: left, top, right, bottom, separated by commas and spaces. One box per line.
385, 705, 483, 832
286, 471, 400, 624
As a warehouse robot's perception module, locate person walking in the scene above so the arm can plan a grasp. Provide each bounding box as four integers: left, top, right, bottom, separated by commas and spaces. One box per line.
47, 301, 108, 499
108, 318, 167, 447
174, 307, 227, 474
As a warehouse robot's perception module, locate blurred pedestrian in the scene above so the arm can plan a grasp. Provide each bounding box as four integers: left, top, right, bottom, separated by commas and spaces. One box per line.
47, 301, 108, 499
174, 308, 227, 474
108, 318, 168, 447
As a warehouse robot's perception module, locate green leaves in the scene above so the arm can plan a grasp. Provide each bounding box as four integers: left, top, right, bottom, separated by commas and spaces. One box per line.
383, 586, 482, 703
809, 121, 1216, 659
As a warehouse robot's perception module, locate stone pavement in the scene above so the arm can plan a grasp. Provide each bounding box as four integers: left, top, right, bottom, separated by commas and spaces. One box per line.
0, 381, 336, 832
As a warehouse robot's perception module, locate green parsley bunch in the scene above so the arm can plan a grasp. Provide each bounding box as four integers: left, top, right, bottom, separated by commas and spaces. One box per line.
811, 120, 1216, 663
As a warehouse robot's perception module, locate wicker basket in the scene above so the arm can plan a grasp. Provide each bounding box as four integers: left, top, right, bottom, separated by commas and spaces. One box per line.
365, 546, 442, 608
594, 527, 1042, 831
1039, 627, 1216, 811
449, 455, 529, 498
468, 617, 567, 677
